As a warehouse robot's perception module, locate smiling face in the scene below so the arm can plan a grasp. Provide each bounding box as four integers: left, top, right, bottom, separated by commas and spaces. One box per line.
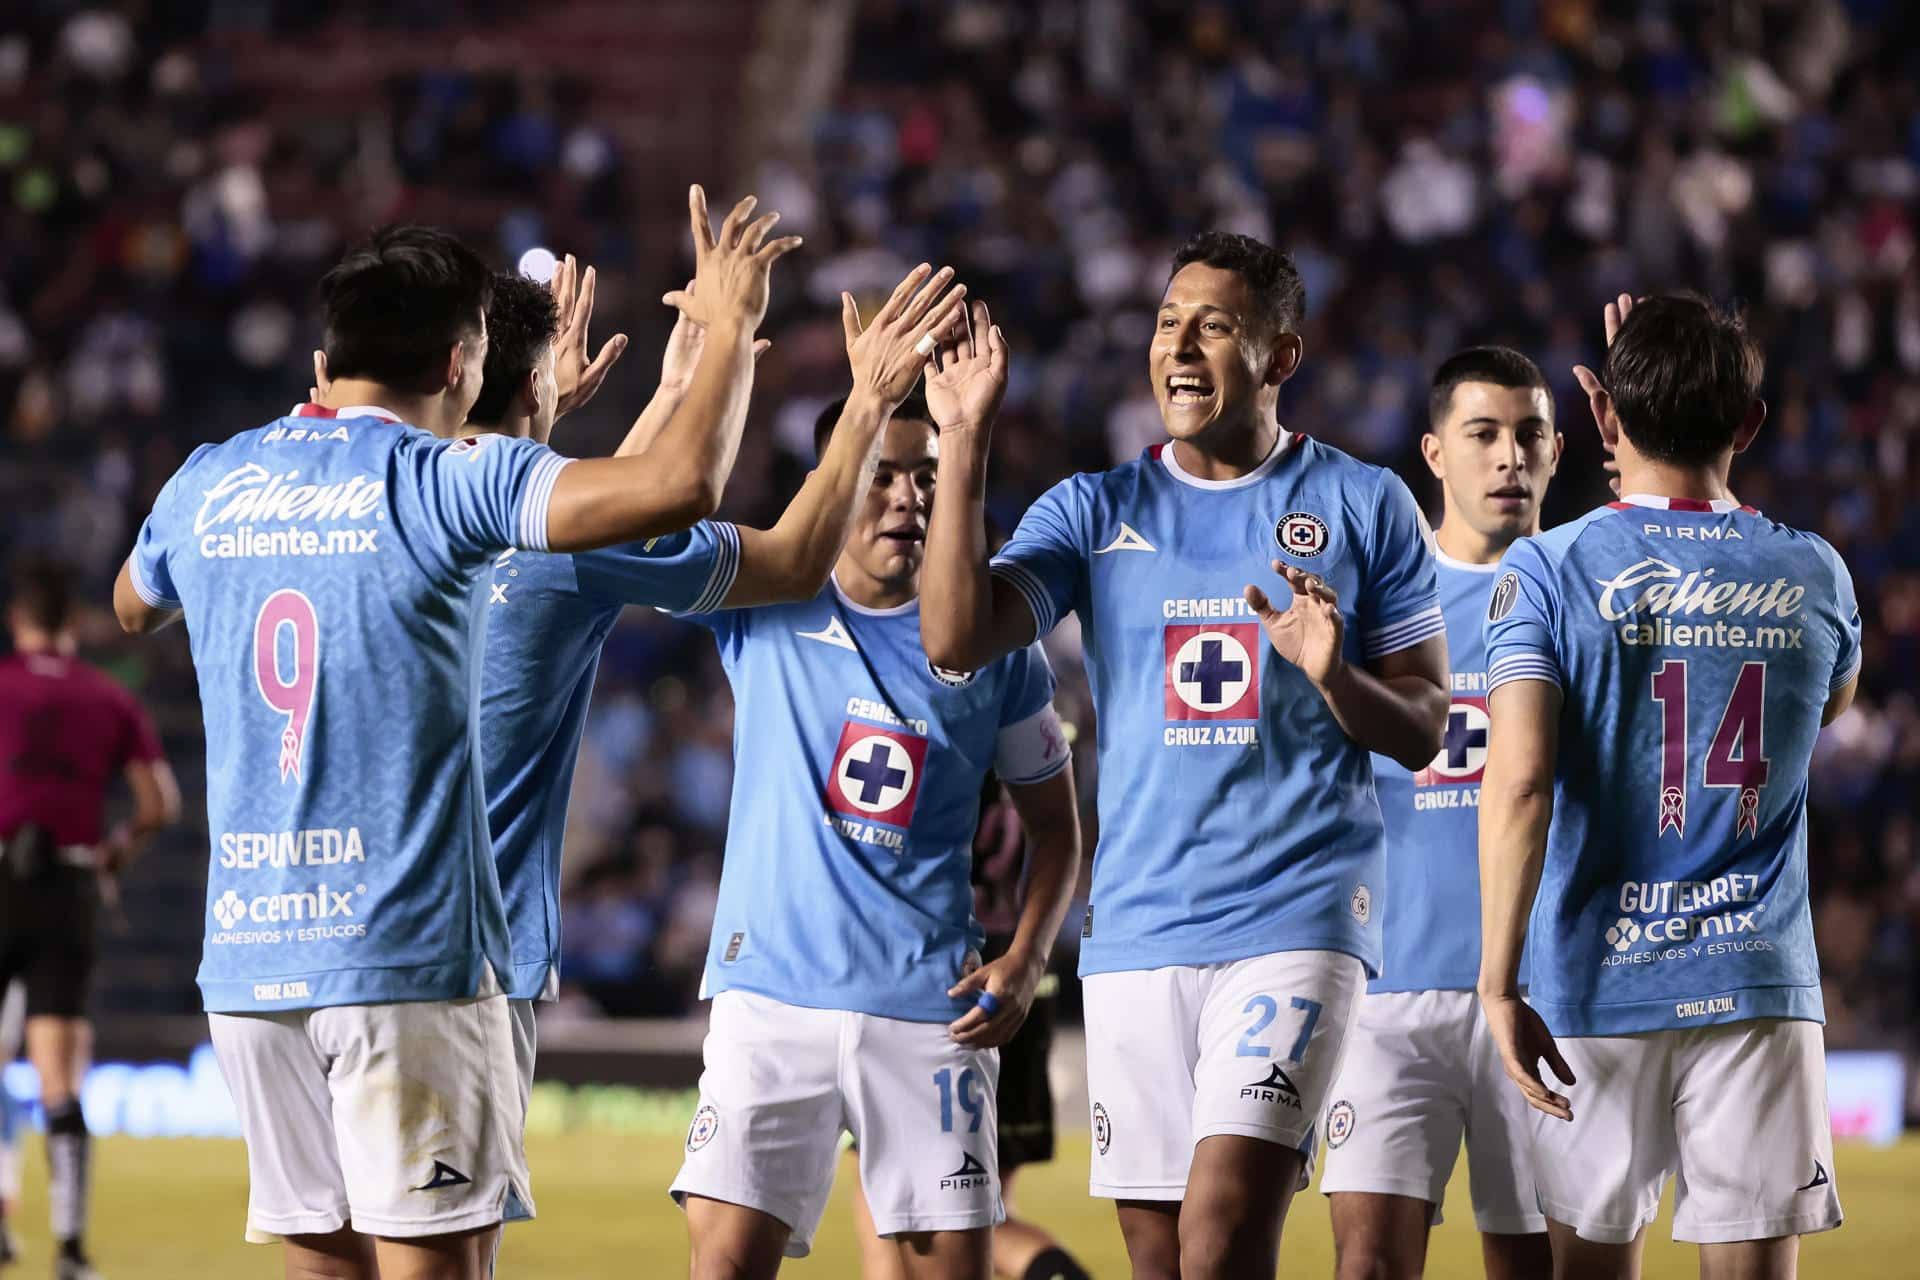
1425, 380, 1562, 544
840, 414, 939, 594
1150, 262, 1298, 446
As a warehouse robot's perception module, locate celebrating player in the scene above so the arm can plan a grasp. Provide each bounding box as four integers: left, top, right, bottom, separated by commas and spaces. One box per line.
921, 232, 1450, 1279
1317, 348, 1561, 1279
1479, 294, 1857, 1278
0, 559, 180, 1280
671, 299, 1082, 1280
112, 192, 795, 1280
468, 255, 966, 1240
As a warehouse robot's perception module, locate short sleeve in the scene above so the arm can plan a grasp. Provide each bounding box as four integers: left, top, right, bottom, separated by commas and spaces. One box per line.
1822, 540, 1863, 692
994, 644, 1069, 785
1357, 470, 1444, 660
126, 448, 207, 610
574, 521, 740, 614
417, 433, 572, 559
990, 478, 1086, 639
1484, 536, 1563, 692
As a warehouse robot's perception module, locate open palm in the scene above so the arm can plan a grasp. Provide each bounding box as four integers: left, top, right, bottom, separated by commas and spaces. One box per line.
1245, 561, 1344, 685
925, 300, 1008, 433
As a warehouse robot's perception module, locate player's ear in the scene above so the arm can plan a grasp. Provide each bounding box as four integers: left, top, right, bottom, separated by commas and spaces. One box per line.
1588, 384, 1618, 453
1265, 333, 1304, 386
1419, 430, 1445, 480
518, 368, 542, 419
1732, 397, 1765, 455
442, 341, 466, 394
1549, 430, 1565, 477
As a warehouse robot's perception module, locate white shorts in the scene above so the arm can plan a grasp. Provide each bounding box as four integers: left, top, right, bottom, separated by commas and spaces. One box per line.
670, 990, 1002, 1258
1318, 989, 1545, 1234
208, 994, 532, 1242
502, 997, 539, 1224
1081, 950, 1365, 1200
1531, 1019, 1843, 1245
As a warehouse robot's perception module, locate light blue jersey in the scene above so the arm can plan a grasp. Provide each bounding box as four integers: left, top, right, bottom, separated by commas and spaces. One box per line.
127, 405, 570, 1012
479, 522, 740, 1000
1370, 550, 1520, 993
1485, 495, 1862, 1036
692, 580, 1068, 1022
991, 435, 1444, 978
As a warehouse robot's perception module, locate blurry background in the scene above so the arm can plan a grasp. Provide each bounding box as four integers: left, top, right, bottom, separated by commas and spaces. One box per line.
1, 0, 1917, 1272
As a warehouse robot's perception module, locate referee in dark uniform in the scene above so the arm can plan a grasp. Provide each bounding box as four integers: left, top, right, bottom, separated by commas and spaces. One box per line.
0, 561, 178, 1280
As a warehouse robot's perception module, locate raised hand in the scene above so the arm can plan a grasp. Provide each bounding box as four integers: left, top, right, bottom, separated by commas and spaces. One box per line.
660, 185, 803, 339
1245, 561, 1345, 687
840, 263, 969, 408
946, 943, 1045, 1050
657, 279, 772, 399
549, 253, 629, 419
925, 299, 1008, 434
1481, 992, 1576, 1121
1574, 292, 1636, 497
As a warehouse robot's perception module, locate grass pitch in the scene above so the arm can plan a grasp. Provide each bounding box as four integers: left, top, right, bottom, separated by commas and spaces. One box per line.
11, 1132, 1918, 1276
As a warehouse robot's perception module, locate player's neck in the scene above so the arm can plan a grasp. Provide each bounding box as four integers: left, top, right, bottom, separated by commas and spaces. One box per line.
456, 416, 529, 441
1615, 456, 1736, 506
1169, 416, 1280, 482
833, 558, 918, 612
318, 380, 456, 437
10, 627, 74, 656
1434, 515, 1532, 566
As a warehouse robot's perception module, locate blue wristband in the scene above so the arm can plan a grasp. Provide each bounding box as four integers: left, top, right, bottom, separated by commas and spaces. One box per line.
976, 990, 1002, 1016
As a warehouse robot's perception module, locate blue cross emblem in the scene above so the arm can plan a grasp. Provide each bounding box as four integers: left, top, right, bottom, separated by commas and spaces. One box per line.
1442, 708, 1487, 769
844, 741, 907, 804
1180, 639, 1244, 705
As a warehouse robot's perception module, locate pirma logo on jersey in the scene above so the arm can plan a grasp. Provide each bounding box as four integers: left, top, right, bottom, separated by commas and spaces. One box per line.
825, 720, 930, 834
1276, 511, 1329, 557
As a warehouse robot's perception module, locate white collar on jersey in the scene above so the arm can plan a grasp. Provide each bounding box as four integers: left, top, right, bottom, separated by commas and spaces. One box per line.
1433, 547, 1504, 574
1617, 492, 1744, 512
1158, 430, 1298, 491
829, 574, 917, 617
289, 403, 403, 423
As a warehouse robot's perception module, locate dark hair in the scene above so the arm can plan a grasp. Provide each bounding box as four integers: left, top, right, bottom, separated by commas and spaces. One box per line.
1169, 231, 1307, 337
813, 388, 934, 462
9, 558, 71, 633
318, 226, 493, 389
1428, 346, 1552, 427
1602, 294, 1763, 466
468, 273, 562, 426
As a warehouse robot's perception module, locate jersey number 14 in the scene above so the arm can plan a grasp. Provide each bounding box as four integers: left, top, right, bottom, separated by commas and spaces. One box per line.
1650, 659, 1769, 839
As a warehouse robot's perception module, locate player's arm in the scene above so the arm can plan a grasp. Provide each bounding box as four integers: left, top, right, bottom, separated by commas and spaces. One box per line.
543, 187, 802, 551
1246, 563, 1449, 769
109, 758, 181, 870
1476, 678, 1577, 1121
949, 737, 1081, 1050
920, 306, 1045, 672
1824, 674, 1858, 725
611, 286, 772, 459
112, 562, 179, 634
721, 267, 969, 607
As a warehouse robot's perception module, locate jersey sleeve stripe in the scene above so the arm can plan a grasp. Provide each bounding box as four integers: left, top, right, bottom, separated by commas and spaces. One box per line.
1831, 650, 1862, 693
687, 521, 742, 615
1000, 751, 1072, 787
1362, 603, 1445, 659
516, 454, 573, 553
1487, 653, 1562, 691
989, 560, 1057, 636
126, 556, 180, 610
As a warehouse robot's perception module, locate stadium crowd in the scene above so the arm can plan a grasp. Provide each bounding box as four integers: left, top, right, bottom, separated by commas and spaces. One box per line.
2, 0, 1916, 1047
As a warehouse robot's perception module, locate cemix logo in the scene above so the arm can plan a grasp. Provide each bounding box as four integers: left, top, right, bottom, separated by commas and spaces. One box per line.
212, 883, 365, 929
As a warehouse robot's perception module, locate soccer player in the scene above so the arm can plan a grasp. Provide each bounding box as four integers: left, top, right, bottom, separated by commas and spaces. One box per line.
671, 306, 1082, 1280
1479, 294, 1857, 1279
0, 558, 180, 1280
920, 232, 1451, 1280
469, 256, 965, 1223
847, 773, 1092, 1280
1318, 348, 1562, 1279
112, 191, 797, 1280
